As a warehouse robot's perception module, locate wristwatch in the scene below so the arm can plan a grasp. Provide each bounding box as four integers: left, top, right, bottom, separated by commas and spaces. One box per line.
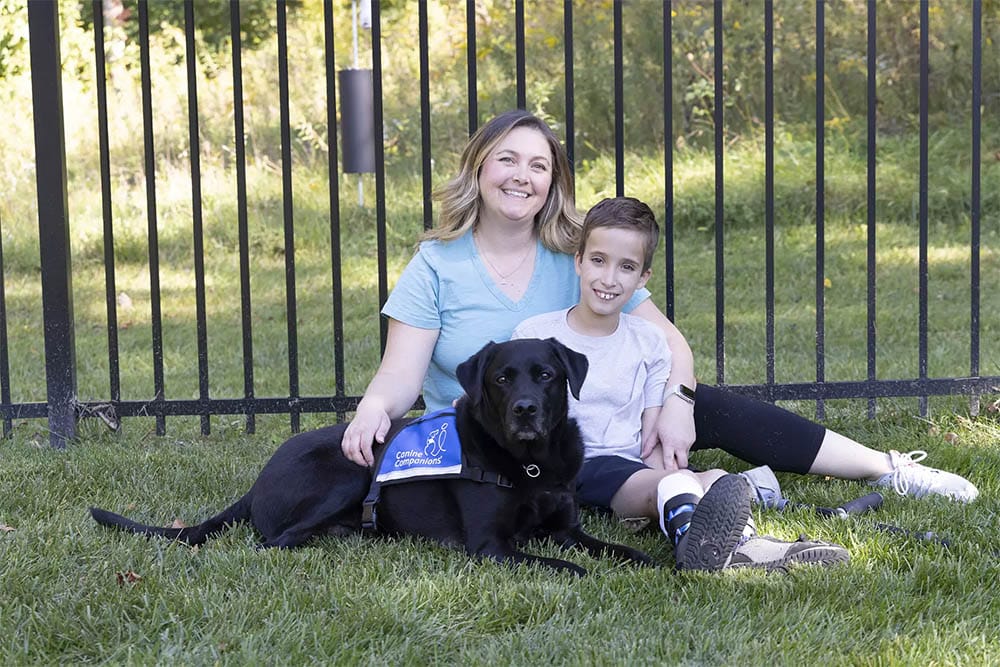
666, 383, 696, 405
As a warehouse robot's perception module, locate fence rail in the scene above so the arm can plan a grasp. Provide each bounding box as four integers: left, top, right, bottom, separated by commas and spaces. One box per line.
7, 0, 996, 447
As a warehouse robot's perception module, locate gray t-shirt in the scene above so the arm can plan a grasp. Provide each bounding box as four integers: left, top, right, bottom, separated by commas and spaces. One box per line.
512, 307, 672, 461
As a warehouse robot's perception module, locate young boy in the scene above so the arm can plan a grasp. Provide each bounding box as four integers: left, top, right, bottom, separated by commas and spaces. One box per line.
512, 196, 849, 571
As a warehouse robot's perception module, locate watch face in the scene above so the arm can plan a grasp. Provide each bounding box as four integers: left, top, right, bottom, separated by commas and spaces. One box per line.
679, 385, 696, 401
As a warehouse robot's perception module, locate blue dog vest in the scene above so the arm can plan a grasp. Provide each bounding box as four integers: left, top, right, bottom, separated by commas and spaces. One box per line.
374, 409, 462, 482
361, 409, 512, 531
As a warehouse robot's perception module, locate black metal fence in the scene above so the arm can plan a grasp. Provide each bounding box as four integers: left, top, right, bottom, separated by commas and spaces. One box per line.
9, 0, 997, 447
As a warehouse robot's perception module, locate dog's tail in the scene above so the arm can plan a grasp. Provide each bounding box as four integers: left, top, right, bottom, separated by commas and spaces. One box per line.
89, 494, 251, 546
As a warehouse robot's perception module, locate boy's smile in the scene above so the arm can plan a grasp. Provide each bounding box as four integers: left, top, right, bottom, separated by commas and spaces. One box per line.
569, 226, 651, 336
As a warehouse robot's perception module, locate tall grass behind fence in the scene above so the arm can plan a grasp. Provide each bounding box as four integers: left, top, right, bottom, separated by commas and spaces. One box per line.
1, 0, 999, 441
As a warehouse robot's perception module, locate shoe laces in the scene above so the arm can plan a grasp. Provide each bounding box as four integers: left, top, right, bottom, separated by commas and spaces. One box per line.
889, 450, 929, 496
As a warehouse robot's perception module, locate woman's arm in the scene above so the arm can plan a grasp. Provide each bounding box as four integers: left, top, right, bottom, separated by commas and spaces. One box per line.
630, 299, 697, 471
341, 318, 439, 466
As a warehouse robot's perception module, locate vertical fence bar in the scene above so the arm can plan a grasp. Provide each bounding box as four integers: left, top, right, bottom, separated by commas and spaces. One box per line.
137, 0, 166, 435
713, 0, 725, 385
93, 0, 121, 414
969, 0, 982, 414
276, 1, 300, 433
563, 0, 574, 177
0, 217, 11, 436
466, 0, 477, 134
663, 0, 674, 321
323, 0, 346, 420
613, 0, 624, 195
814, 0, 826, 420
29, 0, 77, 447
515, 0, 526, 109
372, 2, 389, 353
184, 0, 211, 435
230, 0, 256, 433
764, 0, 775, 398
918, 0, 929, 417
418, 1, 433, 230
866, 0, 878, 419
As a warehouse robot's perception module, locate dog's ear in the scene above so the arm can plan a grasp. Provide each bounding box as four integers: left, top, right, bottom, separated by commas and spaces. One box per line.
545, 338, 588, 400
456, 341, 499, 406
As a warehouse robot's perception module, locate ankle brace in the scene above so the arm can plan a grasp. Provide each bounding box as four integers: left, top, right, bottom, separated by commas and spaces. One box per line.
662, 492, 701, 547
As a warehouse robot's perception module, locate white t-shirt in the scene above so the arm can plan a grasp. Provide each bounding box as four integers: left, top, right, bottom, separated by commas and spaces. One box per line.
512, 308, 671, 461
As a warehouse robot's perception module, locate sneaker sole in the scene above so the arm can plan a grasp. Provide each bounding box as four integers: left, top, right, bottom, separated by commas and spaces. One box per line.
730, 545, 850, 572
675, 474, 752, 571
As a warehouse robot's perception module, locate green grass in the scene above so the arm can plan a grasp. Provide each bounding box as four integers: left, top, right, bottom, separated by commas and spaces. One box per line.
4, 9, 1000, 659
4, 133, 1000, 412
3, 107, 1000, 664
2, 413, 999, 664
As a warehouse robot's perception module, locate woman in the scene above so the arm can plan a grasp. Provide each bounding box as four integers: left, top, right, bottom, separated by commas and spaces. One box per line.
341, 109, 977, 504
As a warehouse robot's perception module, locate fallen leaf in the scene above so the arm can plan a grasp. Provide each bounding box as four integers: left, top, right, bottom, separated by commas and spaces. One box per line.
927, 425, 940, 436
169, 519, 187, 529
116, 570, 142, 587
0, 524, 14, 533
618, 517, 650, 533
943, 432, 960, 444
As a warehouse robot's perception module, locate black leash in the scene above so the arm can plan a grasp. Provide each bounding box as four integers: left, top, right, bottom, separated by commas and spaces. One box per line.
776, 491, 951, 548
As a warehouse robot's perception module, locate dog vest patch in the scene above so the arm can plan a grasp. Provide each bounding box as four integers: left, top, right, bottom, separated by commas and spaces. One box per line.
374, 409, 462, 483
361, 408, 512, 532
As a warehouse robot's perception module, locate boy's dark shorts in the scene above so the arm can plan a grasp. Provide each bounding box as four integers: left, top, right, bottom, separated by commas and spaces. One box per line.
576, 455, 650, 509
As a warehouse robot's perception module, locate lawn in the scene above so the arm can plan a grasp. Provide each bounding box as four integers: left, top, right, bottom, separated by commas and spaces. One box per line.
1, 411, 998, 664
3, 6, 1000, 658
3, 126, 1000, 663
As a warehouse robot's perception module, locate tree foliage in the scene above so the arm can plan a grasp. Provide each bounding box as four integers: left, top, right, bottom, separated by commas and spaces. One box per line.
1, 1, 996, 174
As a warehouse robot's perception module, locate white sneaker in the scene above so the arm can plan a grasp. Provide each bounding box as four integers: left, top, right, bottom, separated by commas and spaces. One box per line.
871, 450, 979, 502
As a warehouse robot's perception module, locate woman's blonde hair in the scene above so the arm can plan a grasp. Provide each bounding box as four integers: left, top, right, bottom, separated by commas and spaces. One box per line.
424, 109, 582, 254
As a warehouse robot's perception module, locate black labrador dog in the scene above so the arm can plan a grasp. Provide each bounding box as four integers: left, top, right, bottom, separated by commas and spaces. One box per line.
91, 338, 652, 575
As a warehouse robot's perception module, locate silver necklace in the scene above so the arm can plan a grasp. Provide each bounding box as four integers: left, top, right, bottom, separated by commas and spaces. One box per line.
475, 233, 533, 287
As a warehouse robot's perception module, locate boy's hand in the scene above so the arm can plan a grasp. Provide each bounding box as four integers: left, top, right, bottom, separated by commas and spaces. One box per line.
642, 399, 696, 471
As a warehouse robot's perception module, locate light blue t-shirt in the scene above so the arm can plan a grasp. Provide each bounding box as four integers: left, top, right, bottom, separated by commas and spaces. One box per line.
382, 230, 650, 412
382, 232, 649, 412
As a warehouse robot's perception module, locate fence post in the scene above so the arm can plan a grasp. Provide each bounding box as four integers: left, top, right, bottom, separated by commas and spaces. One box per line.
28, 0, 77, 448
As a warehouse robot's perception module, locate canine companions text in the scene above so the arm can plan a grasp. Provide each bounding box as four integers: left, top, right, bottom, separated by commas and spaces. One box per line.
91, 338, 653, 575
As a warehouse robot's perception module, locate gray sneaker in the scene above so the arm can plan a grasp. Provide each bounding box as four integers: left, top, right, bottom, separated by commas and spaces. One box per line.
727, 534, 850, 572
675, 474, 752, 571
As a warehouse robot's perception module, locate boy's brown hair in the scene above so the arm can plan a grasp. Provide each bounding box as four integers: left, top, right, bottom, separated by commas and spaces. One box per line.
579, 197, 660, 272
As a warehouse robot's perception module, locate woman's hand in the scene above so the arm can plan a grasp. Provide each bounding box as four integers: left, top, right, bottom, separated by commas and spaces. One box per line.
655, 398, 697, 470
342, 400, 392, 467
641, 397, 696, 471
340, 319, 439, 467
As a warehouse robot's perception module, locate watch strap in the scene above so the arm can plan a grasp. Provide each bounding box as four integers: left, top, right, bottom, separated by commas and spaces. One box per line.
666, 383, 696, 405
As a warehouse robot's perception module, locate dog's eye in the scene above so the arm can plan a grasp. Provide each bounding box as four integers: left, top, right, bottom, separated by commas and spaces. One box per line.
538, 370, 553, 381
495, 374, 508, 385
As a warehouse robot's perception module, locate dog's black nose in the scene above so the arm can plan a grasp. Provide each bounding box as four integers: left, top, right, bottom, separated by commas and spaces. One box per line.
512, 399, 538, 416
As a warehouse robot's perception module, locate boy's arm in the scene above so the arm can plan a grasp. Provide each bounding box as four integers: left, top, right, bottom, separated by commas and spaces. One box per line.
630, 299, 697, 471
640, 406, 666, 470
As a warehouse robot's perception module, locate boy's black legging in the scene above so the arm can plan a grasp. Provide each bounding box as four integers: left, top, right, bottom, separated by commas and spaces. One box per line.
690, 384, 825, 474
